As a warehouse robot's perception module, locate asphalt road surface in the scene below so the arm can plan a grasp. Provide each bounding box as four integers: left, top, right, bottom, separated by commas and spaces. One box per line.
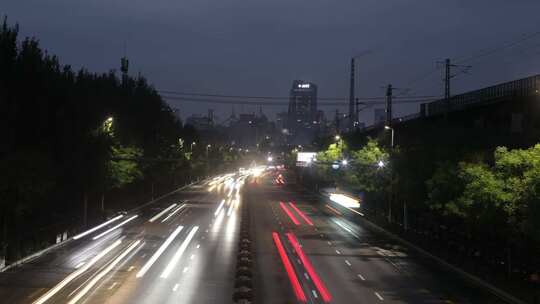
0, 169, 509, 303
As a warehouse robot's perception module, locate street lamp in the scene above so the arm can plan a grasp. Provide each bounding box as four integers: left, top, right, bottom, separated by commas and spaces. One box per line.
267, 156, 273, 162
341, 159, 348, 166
377, 160, 385, 168
384, 125, 394, 148
206, 144, 211, 157
191, 142, 196, 152
335, 135, 341, 141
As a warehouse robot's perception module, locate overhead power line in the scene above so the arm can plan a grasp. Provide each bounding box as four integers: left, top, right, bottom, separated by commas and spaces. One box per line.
162, 95, 438, 106
158, 90, 441, 101
454, 30, 540, 64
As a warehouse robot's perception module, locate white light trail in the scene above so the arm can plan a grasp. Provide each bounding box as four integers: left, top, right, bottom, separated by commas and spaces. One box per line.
160, 226, 199, 279
68, 240, 141, 304
32, 240, 121, 304
161, 205, 186, 223
74, 262, 85, 269
149, 204, 177, 223
136, 225, 184, 278
227, 205, 234, 217
329, 193, 360, 208
92, 215, 138, 240
214, 200, 225, 217
73, 215, 124, 240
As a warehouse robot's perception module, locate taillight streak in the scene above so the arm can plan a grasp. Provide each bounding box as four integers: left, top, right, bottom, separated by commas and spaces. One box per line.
286, 233, 332, 303
288, 202, 314, 226
272, 232, 306, 302
280, 202, 300, 225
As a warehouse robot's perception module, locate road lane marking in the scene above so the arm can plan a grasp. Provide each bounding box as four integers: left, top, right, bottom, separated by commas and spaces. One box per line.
304, 273, 309, 280
173, 283, 179, 291
196, 244, 200, 249
357, 274, 366, 281
108, 282, 118, 290
190, 254, 195, 260
327, 241, 332, 246
312, 290, 318, 298
345, 260, 351, 266
336, 250, 341, 255
183, 267, 189, 273
375, 292, 384, 301
128, 266, 135, 272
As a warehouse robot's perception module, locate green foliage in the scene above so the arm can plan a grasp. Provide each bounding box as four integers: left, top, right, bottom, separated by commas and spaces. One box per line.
426, 144, 540, 240
109, 145, 143, 188
348, 139, 389, 193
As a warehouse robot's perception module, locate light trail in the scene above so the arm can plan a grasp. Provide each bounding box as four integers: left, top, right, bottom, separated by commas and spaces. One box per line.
286, 233, 332, 303
149, 204, 177, 222
92, 215, 138, 240
325, 204, 343, 216
272, 232, 306, 302
214, 199, 226, 217
288, 202, 314, 226
72, 215, 124, 240
136, 225, 184, 278
161, 205, 186, 223
68, 240, 141, 304
279, 202, 300, 225
32, 240, 121, 304
160, 226, 199, 279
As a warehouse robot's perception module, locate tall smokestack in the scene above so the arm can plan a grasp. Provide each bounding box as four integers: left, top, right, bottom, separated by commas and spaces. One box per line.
349, 58, 355, 128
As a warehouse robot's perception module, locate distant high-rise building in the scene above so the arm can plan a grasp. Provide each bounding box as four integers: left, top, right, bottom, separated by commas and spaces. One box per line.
287, 80, 318, 144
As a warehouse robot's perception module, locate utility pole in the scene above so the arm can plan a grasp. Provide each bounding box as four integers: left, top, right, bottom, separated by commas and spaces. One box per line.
349, 58, 356, 129
441, 58, 471, 119
386, 84, 393, 127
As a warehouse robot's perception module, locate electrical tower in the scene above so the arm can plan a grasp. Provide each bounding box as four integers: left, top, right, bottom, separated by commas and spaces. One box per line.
441, 58, 471, 118
349, 58, 356, 129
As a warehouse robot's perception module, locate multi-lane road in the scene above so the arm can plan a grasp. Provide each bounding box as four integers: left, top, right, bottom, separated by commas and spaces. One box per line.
0, 168, 506, 303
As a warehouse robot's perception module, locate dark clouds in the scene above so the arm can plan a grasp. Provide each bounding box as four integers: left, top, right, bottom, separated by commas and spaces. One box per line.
3, 0, 540, 123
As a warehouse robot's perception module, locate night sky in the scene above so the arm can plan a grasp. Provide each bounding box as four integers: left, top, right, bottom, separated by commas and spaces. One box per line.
4, 0, 540, 124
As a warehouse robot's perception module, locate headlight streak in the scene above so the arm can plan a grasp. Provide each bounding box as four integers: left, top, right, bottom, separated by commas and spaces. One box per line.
160, 226, 199, 279
136, 225, 184, 278
149, 204, 177, 223
68, 240, 142, 304
286, 233, 332, 303
72, 215, 124, 240
329, 193, 360, 208
214, 199, 226, 217
92, 215, 138, 240
272, 232, 306, 302
32, 240, 122, 304
161, 205, 186, 223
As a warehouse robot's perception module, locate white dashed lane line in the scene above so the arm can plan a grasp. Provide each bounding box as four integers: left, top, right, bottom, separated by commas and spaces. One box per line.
345, 260, 351, 266
357, 274, 366, 281
336, 250, 341, 255
312, 290, 318, 298
304, 273, 309, 280
128, 266, 135, 272
327, 241, 332, 246
375, 292, 384, 301
173, 283, 179, 292
108, 282, 118, 290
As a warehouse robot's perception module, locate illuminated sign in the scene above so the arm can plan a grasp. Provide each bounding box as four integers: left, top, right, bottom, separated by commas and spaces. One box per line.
298, 83, 310, 89
297, 152, 316, 163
